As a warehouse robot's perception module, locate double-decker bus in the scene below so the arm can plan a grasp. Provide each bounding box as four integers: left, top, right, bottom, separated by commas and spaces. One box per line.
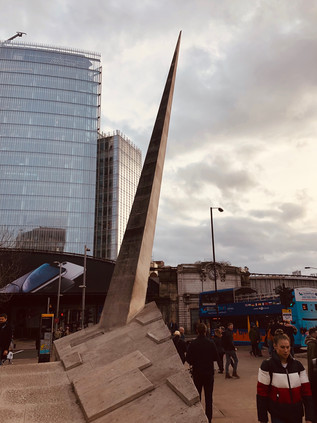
199, 286, 317, 348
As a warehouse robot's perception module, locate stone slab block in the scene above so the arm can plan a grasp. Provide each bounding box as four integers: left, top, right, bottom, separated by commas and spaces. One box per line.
77, 368, 154, 422
66, 361, 93, 383
70, 330, 104, 347
135, 301, 163, 326
92, 382, 207, 423
62, 351, 82, 371
167, 370, 200, 406
146, 324, 171, 344
73, 350, 152, 397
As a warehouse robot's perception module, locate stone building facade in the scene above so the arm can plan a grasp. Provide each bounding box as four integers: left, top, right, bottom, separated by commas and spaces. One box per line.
177, 262, 250, 334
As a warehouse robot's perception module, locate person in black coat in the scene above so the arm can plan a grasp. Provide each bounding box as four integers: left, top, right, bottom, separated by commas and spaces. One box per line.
222, 322, 239, 378
213, 328, 225, 373
172, 330, 187, 364
187, 322, 220, 423
0, 313, 12, 365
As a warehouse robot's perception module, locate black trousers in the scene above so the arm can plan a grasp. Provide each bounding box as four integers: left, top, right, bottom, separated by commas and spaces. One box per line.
193, 373, 214, 423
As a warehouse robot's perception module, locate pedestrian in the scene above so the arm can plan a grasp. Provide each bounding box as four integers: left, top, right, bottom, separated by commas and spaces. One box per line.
179, 326, 185, 341
305, 327, 317, 423
64, 326, 71, 336
266, 320, 275, 357
54, 327, 63, 340
271, 318, 284, 337
282, 321, 297, 357
257, 333, 314, 423
169, 320, 178, 334
249, 322, 262, 357
213, 328, 224, 373
222, 322, 240, 379
0, 313, 12, 366
6, 350, 13, 364
186, 322, 220, 423
172, 330, 187, 364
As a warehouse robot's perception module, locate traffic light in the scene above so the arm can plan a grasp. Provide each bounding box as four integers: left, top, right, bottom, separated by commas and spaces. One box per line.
278, 286, 294, 308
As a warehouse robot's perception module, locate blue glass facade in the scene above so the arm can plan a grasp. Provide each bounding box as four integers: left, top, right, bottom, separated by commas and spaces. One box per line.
0, 41, 101, 254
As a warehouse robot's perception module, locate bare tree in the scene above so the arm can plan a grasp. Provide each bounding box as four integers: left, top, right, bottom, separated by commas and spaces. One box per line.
0, 225, 16, 249
0, 226, 25, 302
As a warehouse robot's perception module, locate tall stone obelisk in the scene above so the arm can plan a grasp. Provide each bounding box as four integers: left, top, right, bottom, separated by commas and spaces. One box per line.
99, 32, 181, 331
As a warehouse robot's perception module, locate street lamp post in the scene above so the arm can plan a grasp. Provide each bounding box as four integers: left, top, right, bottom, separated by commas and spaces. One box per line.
210, 207, 224, 322
80, 245, 90, 330
305, 266, 317, 276
53, 261, 62, 332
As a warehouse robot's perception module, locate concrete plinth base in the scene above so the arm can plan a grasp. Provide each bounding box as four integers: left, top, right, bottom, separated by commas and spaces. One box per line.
54, 302, 207, 422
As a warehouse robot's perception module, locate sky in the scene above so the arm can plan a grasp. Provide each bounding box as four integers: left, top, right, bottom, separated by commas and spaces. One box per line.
2, 0, 317, 275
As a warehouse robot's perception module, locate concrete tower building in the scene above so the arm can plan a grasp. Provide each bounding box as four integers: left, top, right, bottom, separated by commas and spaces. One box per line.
0, 40, 102, 253
94, 131, 142, 260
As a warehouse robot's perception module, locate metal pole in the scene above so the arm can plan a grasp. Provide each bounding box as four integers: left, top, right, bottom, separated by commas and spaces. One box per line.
47, 297, 50, 314
81, 245, 90, 330
55, 263, 62, 332
210, 207, 219, 322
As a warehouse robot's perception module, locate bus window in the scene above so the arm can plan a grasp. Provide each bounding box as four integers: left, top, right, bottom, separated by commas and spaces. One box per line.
302, 304, 308, 311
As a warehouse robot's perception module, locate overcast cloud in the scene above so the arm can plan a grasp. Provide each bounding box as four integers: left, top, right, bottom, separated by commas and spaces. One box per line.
2, 0, 317, 274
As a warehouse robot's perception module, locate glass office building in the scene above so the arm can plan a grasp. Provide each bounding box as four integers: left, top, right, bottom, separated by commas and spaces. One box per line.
0, 40, 101, 254
94, 131, 142, 260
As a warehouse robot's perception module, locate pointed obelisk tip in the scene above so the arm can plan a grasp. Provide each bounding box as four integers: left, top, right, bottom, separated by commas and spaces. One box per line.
99, 32, 181, 331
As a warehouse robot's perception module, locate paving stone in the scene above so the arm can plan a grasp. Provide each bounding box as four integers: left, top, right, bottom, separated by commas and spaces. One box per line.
24, 401, 85, 423
0, 407, 25, 423
2, 384, 74, 405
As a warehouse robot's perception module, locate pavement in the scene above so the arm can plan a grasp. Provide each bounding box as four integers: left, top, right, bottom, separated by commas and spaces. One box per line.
1, 340, 309, 423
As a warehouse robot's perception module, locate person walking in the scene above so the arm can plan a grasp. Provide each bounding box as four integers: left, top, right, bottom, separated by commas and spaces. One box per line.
186, 322, 220, 423
172, 330, 187, 364
305, 327, 317, 423
179, 326, 185, 341
249, 322, 262, 357
222, 322, 240, 379
0, 313, 12, 366
257, 333, 314, 423
282, 321, 297, 357
213, 328, 225, 373
266, 320, 275, 357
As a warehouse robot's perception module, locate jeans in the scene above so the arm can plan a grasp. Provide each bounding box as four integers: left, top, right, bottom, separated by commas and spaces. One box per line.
192, 373, 214, 423
225, 350, 238, 374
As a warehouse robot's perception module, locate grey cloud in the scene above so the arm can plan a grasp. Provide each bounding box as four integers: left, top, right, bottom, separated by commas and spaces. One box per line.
153, 213, 317, 273
175, 158, 257, 197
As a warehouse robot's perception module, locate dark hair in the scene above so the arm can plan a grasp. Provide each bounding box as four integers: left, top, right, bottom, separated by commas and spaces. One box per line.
227, 322, 233, 327
309, 327, 317, 336
273, 333, 290, 345
0, 313, 7, 319
196, 322, 207, 335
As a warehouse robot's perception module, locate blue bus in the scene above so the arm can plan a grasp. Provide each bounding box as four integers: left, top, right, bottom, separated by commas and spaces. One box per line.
199, 286, 317, 348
